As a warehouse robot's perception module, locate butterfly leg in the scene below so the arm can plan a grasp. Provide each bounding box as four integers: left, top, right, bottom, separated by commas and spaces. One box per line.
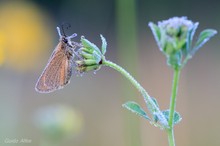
67, 33, 77, 39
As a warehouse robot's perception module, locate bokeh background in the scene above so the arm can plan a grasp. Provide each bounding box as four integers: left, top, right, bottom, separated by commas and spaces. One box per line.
0, 0, 220, 146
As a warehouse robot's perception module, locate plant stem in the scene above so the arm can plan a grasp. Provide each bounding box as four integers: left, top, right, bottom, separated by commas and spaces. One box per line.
102, 60, 168, 127
167, 129, 175, 146
103, 60, 144, 97
167, 68, 181, 146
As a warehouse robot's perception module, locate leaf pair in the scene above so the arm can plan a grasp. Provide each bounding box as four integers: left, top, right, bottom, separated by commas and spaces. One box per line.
123, 101, 182, 129
188, 28, 217, 58
182, 23, 217, 66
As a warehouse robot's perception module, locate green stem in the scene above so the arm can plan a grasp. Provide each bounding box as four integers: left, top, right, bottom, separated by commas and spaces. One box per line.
102, 60, 168, 127
167, 129, 175, 146
103, 60, 144, 97
167, 68, 181, 146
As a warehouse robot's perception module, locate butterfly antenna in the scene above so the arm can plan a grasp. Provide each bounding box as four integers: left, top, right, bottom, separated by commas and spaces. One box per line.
56, 27, 62, 38
61, 22, 72, 36
61, 24, 66, 37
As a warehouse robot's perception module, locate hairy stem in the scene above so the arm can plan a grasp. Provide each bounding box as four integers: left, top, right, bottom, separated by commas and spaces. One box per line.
167, 68, 181, 146
102, 60, 168, 127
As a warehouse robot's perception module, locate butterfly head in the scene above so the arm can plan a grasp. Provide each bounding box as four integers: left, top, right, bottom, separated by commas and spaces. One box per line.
56, 26, 77, 47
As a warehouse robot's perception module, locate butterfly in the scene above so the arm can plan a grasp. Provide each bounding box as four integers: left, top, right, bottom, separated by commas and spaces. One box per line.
35, 26, 81, 93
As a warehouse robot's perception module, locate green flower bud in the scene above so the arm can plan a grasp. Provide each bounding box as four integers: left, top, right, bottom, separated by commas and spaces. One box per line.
76, 64, 101, 73
159, 17, 194, 53
83, 59, 97, 66
80, 47, 94, 54
80, 36, 102, 55
81, 51, 94, 59
75, 59, 99, 66
149, 16, 205, 69
75, 35, 107, 73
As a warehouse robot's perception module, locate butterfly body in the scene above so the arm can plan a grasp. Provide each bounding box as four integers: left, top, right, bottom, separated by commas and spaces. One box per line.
35, 27, 79, 93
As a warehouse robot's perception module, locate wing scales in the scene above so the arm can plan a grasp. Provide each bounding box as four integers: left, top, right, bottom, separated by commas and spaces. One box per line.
35, 42, 74, 93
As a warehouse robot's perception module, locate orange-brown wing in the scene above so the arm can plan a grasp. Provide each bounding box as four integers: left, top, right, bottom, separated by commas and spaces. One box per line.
35, 42, 73, 93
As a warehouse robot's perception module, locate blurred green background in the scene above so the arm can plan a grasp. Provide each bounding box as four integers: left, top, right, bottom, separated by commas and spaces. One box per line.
0, 0, 220, 146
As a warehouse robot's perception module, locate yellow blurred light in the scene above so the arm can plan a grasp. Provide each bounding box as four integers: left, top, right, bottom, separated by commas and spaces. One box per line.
35, 105, 83, 140
57, 106, 83, 135
0, 32, 5, 65
0, 1, 53, 71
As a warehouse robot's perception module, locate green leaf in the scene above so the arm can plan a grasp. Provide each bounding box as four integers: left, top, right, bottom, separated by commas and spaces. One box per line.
144, 97, 169, 128
149, 22, 162, 50
83, 65, 101, 72
81, 51, 94, 59
144, 97, 159, 122
153, 112, 169, 128
84, 59, 97, 66
143, 96, 159, 109
151, 97, 159, 107
162, 110, 182, 125
191, 29, 217, 56
185, 22, 199, 54
93, 51, 102, 64
122, 101, 150, 120
100, 35, 107, 55
81, 36, 102, 55
80, 47, 94, 54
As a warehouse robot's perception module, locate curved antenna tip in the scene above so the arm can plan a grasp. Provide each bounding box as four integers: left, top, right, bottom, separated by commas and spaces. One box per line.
56, 27, 62, 37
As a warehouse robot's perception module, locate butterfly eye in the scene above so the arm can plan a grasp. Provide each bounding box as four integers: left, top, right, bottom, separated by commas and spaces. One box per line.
63, 38, 68, 43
